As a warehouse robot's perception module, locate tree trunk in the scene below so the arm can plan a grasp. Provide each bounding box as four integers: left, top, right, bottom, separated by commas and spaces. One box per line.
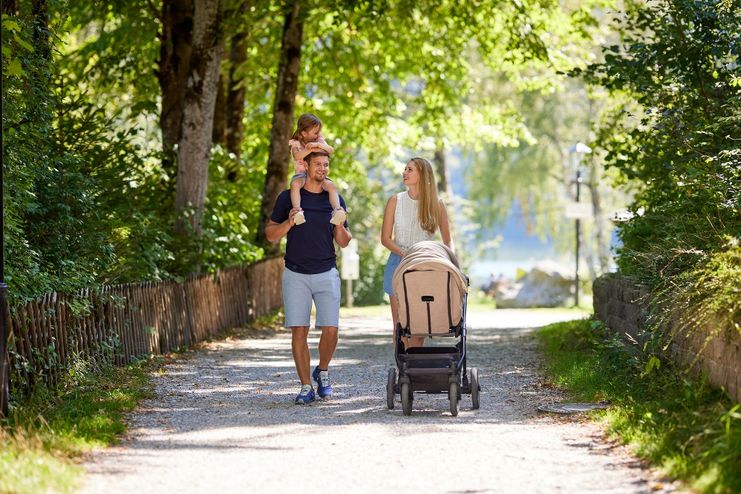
158, 0, 195, 178
212, 71, 227, 145
214, 0, 250, 181
433, 141, 449, 197
433, 140, 458, 250
3, 0, 17, 15
255, 1, 303, 250
589, 161, 610, 275
174, 0, 223, 236
225, 1, 250, 159
31, 0, 50, 62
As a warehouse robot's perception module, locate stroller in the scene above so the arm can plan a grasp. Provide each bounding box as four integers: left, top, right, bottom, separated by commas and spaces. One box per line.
386, 241, 480, 416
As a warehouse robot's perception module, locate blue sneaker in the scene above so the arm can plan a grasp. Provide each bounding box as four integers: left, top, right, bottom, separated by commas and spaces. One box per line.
295, 385, 316, 405
312, 366, 333, 398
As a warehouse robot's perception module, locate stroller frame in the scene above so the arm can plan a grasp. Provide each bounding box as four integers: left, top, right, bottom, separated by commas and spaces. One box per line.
387, 267, 480, 416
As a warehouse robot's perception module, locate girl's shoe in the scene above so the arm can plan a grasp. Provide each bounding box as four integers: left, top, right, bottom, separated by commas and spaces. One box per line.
330, 208, 346, 226
294, 210, 306, 225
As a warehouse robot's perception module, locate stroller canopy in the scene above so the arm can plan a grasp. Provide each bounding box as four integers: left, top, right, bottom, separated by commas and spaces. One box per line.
392, 241, 468, 334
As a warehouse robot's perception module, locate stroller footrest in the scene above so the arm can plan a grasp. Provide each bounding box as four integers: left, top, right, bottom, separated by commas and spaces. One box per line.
404, 347, 458, 355
405, 367, 456, 376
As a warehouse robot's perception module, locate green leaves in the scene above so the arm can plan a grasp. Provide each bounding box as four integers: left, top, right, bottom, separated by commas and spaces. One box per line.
580, 0, 741, 283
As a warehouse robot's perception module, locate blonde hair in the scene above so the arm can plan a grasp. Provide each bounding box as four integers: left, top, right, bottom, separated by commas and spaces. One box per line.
291, 113, 322, 143
408, 157, 439, 234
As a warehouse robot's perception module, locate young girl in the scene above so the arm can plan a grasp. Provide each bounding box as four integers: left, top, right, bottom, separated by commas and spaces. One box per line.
288, 113, 346, 226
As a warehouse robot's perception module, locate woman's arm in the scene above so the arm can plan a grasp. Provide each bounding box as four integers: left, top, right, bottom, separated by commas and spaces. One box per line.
438, 199, 454, 252
381, 195, 405, 256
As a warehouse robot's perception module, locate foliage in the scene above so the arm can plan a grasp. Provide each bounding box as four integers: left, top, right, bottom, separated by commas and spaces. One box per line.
199, 147, 266, 271
3, 7, 58, 298
0, 358, 157, 494
348, 242, 387, 307
653, 240, 741, 357
454, 2, 634, 276
537, 319, 741, 494
466, 80, 634, 271
5, 0, 620, 300
2, 5, 180, 301
296, 0, 608, 288
578, 0, 740, 279
577, 0, 740, 363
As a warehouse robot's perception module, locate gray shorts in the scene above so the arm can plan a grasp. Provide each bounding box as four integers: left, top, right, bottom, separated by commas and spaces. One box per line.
282, 267, 341, 328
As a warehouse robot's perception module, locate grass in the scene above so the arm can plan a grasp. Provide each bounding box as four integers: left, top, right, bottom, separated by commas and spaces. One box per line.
536, 319, 741, 494
0, 358, 159, 494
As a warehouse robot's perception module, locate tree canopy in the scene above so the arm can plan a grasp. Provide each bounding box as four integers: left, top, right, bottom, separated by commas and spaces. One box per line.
3, 0, 736, 309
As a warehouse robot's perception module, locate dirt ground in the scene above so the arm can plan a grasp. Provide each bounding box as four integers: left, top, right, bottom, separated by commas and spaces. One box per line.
80, 308, 683, 494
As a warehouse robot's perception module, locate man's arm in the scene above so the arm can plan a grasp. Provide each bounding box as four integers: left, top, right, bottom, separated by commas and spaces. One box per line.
264, 208, 301, 243
333, 223, 352, 248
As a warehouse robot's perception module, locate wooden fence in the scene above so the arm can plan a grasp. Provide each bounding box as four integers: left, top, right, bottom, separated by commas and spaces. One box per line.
4, 256, 284, 396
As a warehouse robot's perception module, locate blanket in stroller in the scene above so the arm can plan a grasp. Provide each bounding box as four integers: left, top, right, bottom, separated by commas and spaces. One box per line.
391, 241, 468, 336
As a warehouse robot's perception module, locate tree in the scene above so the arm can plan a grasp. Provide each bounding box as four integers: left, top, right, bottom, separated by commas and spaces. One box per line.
158, 0, 195, 179
212, 0, 250, 175
255, 0, 303, 251
172, 0, 224, 240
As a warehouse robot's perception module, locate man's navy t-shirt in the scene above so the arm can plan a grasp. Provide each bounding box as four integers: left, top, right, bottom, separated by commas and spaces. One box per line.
270, 188, 348, 274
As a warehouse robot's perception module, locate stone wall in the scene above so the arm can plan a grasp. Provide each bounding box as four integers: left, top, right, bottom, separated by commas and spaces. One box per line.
593, 274, 740, 402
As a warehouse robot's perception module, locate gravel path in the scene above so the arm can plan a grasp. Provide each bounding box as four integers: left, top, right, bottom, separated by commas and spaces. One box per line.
80, 309, 681, 494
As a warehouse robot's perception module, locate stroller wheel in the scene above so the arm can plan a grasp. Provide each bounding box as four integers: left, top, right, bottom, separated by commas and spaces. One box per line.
449, 381, 459, 417
386, 368, 397, 410
401, 383, 413, 416
471, 368, 480, 410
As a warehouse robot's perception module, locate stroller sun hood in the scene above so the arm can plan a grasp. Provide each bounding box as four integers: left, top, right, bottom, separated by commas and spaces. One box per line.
391, 241, 468, 335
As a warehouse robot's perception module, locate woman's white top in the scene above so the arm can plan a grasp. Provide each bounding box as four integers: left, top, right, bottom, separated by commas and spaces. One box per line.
394, 191, 435, 251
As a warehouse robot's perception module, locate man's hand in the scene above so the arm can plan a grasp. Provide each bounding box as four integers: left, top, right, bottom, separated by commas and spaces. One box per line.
288, 207, 303, 225
265, 209, 302, 244
333, 223, 352, 248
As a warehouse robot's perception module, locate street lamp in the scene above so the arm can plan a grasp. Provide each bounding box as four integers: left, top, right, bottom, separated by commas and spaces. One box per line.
567, 142, 591, 308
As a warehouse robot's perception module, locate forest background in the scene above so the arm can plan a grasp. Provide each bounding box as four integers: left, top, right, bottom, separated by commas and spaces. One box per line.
2, 0, 739, 314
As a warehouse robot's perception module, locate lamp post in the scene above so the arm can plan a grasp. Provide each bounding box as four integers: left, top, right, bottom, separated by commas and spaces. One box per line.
568, 142, 591, 308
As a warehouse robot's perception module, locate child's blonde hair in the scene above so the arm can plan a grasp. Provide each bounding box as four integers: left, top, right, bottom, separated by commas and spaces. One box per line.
291, 113, 323, 143
409, 157, 439, 234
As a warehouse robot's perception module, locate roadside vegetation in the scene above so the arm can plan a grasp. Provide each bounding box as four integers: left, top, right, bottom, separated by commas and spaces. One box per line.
0, 307, 285, 494
579, 0, 740, 352
537, 319, 741, 494
0, 359, 158, 494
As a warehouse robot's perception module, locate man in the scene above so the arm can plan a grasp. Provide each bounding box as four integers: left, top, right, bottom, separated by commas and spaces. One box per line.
265, 151, 352, 404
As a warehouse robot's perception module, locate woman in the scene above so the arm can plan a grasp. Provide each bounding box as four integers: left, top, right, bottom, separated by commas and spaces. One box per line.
381, 157, 454, 348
